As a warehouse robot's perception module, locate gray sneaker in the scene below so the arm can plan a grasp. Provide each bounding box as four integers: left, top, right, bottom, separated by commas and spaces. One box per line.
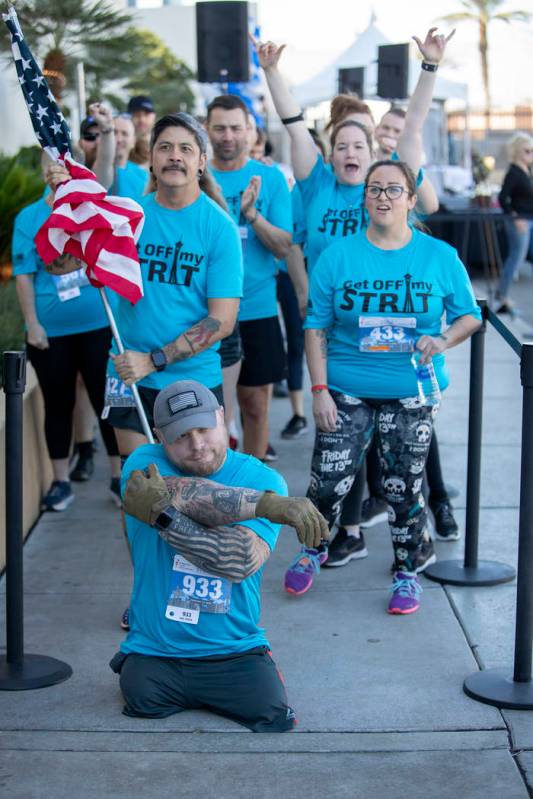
361, 496, 389, 529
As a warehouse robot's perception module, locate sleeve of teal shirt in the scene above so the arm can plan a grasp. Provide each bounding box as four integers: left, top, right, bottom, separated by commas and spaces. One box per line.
443, 250, 483, 325
206, 212, 244, 299
265, 164, 292, 234
12, 207, 38, 276
296, 155, 326, 211
303, 248, 336, 330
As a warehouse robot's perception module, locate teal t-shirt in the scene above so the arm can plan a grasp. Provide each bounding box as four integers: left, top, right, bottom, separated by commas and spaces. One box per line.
112, 160, 148, 202
11, 196, 109, 337
304, 228, 482, 398
210, 159, 292, 321
112, 192, 243, 390
120, 444, 288, 658
297, 156, 367, 276
278, 183, 307, 275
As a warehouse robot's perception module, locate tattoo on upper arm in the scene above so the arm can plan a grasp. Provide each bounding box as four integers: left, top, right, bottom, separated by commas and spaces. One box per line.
163, 477, 261, 526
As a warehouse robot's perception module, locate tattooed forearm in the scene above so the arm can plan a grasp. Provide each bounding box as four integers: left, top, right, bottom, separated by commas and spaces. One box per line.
316, 329, 328, 359
158, 511, 270, 581
163, 316, 222, 363
163, 477, 262, 526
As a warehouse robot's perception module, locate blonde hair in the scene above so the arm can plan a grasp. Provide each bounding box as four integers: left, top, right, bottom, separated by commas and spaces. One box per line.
507, 132, 533, 163
326, 94, 375, 132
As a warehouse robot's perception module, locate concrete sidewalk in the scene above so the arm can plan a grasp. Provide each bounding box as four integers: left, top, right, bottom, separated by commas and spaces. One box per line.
1, 305, 533, 798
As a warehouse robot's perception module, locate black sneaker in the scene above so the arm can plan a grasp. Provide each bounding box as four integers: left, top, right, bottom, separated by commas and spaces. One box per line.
41, 481, 74, 512
264, 444, 278, 462
323, 527, 368, 567
390, 539, 437, 574
431, 500, 460, 541
360, 496, 389, 529
281, 415, 308, 439
70, 454, 94, 482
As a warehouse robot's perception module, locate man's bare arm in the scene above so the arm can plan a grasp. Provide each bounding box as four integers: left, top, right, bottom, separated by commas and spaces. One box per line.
157, 511, 270, 582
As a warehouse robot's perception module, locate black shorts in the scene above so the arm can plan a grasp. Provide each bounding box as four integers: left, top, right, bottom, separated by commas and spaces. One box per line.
238, 316, 286, 387
107, 383, 224, 435
219, 323, 242, 369
110, 646, 296, 733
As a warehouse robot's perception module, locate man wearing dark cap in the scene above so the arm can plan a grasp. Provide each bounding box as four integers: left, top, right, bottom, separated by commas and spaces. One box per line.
111, 379, 327, 731
127, 95, 156, 169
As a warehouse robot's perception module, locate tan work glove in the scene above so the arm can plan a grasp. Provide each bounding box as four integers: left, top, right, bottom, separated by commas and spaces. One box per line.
123, 463, 171, 525
255, 492, 329, 549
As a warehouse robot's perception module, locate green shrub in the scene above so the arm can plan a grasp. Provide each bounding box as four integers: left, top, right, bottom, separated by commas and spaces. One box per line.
0, 152, 44, 268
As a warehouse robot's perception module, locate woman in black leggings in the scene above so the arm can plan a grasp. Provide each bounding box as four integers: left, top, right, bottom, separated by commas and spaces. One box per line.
13, 182, 120, 511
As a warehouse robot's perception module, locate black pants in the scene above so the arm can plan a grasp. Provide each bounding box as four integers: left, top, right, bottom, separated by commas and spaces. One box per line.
27, 326, 118, 460
307, 391, 438, 573
277, 271, 305, 392
110, 647, 296, 733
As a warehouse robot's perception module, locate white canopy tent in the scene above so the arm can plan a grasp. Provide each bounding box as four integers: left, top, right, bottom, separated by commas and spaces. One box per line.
293, 16, 468, 107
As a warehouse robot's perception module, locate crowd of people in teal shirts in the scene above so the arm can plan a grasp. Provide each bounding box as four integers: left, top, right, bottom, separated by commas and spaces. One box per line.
11, 27, 484, 730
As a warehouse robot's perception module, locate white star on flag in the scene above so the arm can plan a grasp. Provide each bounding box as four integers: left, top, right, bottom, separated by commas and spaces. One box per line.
50, 120, 62, 134
36, 104, 48, 120
21, 57, 32, 71
32, 74, 45, 87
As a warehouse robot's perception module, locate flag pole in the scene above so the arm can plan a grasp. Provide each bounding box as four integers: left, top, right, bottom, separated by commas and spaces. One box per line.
99, 289, 154, 444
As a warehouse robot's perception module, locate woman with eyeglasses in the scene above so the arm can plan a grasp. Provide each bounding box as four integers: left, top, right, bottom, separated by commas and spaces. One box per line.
496, 132, 533, 315
285, 160, 481, 613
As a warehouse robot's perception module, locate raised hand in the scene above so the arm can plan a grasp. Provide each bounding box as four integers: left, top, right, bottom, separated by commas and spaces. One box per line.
249, 33, 286, 71
412, 27, 456, 65
87, 101, 113, 130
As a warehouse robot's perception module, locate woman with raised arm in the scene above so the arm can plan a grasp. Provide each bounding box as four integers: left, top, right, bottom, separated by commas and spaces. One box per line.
283, 159, 482, 613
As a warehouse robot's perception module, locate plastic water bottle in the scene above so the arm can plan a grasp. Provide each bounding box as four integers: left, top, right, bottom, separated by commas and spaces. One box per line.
411, 352, 441, 406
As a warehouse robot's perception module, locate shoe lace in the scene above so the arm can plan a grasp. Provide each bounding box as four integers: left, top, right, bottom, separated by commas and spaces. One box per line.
289, 548, 322, 575
390, 575, 422, 599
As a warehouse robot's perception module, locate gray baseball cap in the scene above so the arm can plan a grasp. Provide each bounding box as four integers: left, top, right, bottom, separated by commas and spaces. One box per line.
153, 381, 220, 444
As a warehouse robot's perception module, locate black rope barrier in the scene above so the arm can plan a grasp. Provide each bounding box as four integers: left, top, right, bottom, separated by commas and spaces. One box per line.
425, 299, 516, 587
485, 308, 522, 358
0, 351, 72, 690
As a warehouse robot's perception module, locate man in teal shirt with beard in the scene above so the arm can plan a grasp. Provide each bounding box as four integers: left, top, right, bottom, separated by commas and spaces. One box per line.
207, 95, 293, 462
112, 379, 328, 730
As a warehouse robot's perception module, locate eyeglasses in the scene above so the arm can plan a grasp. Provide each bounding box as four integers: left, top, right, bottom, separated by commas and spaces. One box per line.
81, 132, 99, 142
365, 184, 408, 200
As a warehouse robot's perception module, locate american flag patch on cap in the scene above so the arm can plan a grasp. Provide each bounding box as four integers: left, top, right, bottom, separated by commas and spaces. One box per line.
167, 391, 199, 415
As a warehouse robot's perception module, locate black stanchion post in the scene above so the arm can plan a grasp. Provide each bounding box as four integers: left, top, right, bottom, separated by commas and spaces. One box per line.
425, 299, 515, 587
464, 342, 533, 708
0, 351, 72, 690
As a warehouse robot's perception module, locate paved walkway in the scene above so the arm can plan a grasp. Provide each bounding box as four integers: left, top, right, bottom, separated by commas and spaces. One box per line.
1, 279, 533, 798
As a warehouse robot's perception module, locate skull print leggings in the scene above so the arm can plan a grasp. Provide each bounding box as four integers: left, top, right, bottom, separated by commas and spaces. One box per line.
307, 390, 439, 573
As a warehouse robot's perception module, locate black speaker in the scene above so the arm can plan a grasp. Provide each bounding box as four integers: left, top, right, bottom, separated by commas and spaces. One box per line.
377, 44, 409, 99
338, 67, 365, 97
196, 1, 249, 83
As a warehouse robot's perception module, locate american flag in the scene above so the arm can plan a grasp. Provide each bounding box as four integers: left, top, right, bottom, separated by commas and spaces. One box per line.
3, 6, 144, 304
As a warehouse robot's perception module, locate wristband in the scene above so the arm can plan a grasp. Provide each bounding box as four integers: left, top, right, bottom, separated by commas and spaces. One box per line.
281, 112, 304, 125
246, 208, 259, 224
421, 62, 438, 72
311, 384, 328, 393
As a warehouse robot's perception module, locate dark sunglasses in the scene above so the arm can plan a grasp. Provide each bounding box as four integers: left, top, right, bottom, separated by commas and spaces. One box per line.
81, 131, 100, 142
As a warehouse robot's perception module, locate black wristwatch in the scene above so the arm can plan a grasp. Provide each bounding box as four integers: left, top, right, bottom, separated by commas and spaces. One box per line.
150, 348, 167, 372
154, 505, 177, 530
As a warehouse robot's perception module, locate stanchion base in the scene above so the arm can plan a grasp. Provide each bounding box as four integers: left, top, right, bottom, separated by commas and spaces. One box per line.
0, 654, 72, 691
464, 667, 533, 710
424, 559, 516, 587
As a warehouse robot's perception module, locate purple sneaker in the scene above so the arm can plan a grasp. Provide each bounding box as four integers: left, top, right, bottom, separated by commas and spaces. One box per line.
387, 571, 422, 615
284, 547, 328, 596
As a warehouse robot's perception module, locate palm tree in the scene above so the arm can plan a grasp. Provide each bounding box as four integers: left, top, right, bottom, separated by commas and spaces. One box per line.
0, 0, 133, 103
439, 1, 530, 118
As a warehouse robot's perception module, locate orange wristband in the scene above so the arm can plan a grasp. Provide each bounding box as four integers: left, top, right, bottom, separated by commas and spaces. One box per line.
311, 384, 328, 393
